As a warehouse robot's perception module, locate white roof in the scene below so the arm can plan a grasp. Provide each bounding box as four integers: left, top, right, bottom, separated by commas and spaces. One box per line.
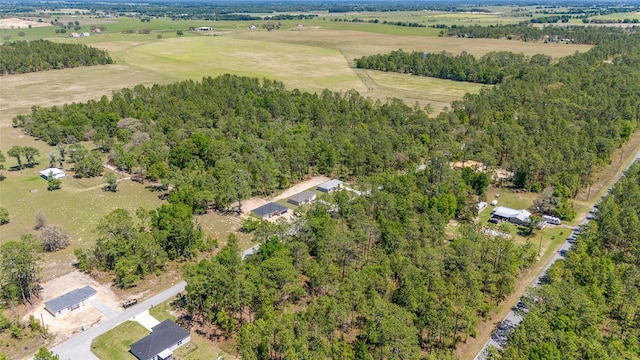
317, 179, 343, 190
40, 168, 66, 179
158, 349, 173, 359
492, 206, 520, 218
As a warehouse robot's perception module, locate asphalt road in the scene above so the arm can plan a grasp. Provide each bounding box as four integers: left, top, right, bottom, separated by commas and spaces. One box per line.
49, 281, 186, 360
475, 150, 640, 359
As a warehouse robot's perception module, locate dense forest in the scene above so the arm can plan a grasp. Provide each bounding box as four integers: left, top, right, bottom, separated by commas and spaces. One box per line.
499, 163, 640, 359
439, 23, 638, 45
182, 170, 538, 358
0, 40, 112, 75
355, 50, 549, 84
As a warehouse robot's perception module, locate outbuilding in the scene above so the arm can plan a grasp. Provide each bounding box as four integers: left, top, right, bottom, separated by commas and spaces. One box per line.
542, 215, 561, 225
287, 191, 317, 206
44, 286, 96, 317
251, 202, 289, 219
39, 168, 66, 180
130, 320, 191, 360
317, 179, 343, 193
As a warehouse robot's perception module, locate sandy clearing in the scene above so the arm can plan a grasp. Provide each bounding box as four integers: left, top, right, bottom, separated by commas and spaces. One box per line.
23, 270, 123, 341
240, 175, 330, 217
0, 18, 50, 29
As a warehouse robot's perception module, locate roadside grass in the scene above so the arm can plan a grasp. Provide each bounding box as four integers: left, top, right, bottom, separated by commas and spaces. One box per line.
91, 321, 147, 360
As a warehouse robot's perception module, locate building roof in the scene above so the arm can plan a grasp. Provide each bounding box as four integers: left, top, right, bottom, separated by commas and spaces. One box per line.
130, 320, 190, 360
492, 206, 521, 218
288, 191, 316, 204
317, 179, 343, 191
39, 167, 65, 179
252, 202, 288, 216
45, 286, 96, 314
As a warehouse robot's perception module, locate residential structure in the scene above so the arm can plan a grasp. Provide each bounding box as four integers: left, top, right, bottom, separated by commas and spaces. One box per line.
44, 286, 96, 317
287, 191, 317, 206
130, 320, 190, 360
251, 202, 289, 219
39, 167, 66, 180
317, 179, 343, 193
491, 206, 532, 226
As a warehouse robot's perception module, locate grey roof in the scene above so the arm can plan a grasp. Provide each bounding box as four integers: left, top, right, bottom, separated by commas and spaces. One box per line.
131, 320, 190, 360
45, 286, 96, 313
252, 202, 288, 216
317, 179, 343, 191
288, 191, 316, 204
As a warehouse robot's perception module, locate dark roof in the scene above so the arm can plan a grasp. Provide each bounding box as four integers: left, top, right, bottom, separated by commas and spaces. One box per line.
130, 320, 190, 360
251, 202, 288, 216
44, 286, 96, 313
288, 191, 316, 204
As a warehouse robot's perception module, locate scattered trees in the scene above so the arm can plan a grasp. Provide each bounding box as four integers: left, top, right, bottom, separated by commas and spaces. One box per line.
103, 172, 118, 192
33, 348, 59, 360
0, 240, 40, 304
6, 146, 40, 169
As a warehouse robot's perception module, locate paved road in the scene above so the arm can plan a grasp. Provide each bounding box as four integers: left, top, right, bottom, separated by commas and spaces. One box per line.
475, 150, 640, 359
50, 281, 186, 360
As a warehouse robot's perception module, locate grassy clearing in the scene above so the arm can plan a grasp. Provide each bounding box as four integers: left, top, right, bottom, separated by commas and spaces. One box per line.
91, 321, 147, 360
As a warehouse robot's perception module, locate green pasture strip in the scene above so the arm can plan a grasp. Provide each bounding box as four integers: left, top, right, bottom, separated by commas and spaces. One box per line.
91, 321, 148, 360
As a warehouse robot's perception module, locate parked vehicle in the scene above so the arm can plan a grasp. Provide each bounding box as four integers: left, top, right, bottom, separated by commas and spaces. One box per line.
123, 299, 138, 308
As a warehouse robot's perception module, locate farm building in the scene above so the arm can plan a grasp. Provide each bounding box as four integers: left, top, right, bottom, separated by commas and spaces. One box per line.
288, 191, 317, 206
130, 320, 190, 360
44, 286, 96, 317
491, 206, 531, 226
198, 26, 212, 30
477, 201, 487, 212
252, 202, 289, 219
69, 32, 80, 38
317, 179, 343, 193
542, 215, 562, 225
39, 167, 66, 180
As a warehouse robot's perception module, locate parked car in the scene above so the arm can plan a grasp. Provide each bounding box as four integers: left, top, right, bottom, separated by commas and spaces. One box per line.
122, 299, 138, 308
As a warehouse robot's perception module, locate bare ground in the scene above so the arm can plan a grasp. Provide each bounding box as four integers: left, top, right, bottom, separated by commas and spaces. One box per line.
0, 18, 50, 29
22, 271, 122, 341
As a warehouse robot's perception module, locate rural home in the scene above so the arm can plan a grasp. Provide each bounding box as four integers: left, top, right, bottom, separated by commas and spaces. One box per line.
198, 26, 212, 30
39, 167, 66, 180
252, 202, 289, 219
44, 286, 96, 317
491, 206, 531, 226
69, 32, 80, 38
317, 179, 344, 193
81, 32, 90, 37
288, 190, 317, 206
130, 320, 190, 360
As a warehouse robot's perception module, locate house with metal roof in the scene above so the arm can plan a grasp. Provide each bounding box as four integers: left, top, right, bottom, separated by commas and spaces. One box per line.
251, 202, 289, 219
39, 167, 66, 180
491, 206, 531, 226
287, 191, 317, 206
44, 286, 96, 317
130, 320, 190, 360
317, 179, 343, 193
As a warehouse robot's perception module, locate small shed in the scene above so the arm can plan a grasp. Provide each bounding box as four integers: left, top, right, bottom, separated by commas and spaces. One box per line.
288, 191, 317, 206
130, 320, 191, 360
44, 286, 96, 317
477, 201, 487, 212
252, 202, 288, 219
40, 168, 66, 180
317, 179, 343, 193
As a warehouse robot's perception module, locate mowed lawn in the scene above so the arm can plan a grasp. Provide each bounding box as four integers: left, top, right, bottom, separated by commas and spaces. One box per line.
91, 321, 148, 360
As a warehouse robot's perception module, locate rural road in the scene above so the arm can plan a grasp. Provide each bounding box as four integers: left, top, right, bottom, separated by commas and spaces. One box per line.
50, 281, 186, 360
474, 149, 640, 359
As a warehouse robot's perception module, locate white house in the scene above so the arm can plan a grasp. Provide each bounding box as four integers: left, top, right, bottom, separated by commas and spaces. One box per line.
491, 206, 531, 226
40, 168, 66, 180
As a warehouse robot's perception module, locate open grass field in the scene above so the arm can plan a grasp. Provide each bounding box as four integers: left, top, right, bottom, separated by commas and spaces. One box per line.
91, 321, 148, 360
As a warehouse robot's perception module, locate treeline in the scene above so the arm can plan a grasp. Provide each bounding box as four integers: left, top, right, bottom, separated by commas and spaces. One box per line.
355, 50, 551, 84
500, 163, 640, 359
74, 205, 206, 288
0, 40, 113, 75
439, 23, 638, 45
182, 169, 538, 358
